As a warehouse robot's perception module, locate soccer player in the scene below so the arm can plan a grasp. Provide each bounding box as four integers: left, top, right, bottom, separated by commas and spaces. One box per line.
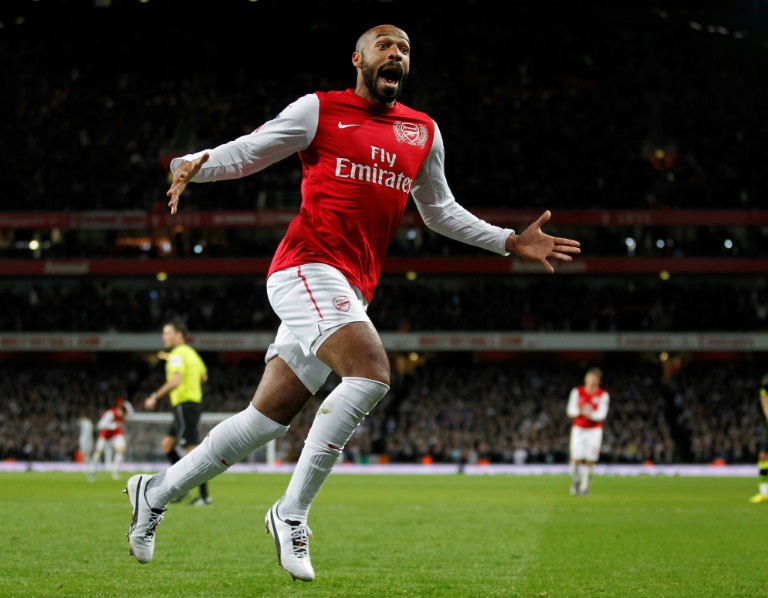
78, 410, 95, 470
89, 397, 134, 481
749, 373, 768, 503
124, 24, 581, 579
143, 318, 210, 506
566, 367, 610, 496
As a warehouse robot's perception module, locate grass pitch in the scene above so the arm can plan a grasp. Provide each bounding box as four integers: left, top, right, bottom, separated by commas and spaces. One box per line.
1, 471, 763, 597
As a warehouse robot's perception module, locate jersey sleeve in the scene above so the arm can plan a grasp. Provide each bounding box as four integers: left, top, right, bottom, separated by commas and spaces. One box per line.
170, 93, 320, 182
122, 401, 135, 419
167, 351, 185, 375
97, 410, 117, 431
566, 388, 580, 418
410, 121, 514, 255
591, 392, 610, 422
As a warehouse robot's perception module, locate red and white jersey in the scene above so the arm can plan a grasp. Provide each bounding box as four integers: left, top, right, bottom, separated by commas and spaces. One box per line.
566, 385, 610, 429
171, 90, 513, 301
96, 406, 129, 440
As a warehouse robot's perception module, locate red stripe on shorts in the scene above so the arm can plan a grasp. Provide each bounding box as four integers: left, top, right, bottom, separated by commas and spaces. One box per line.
298, 266, 324, 319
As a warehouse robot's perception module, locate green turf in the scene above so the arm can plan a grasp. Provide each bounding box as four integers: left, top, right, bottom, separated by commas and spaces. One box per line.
0, 472, 764, 597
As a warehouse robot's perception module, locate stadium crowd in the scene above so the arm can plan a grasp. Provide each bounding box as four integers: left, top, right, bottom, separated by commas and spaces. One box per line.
0, 358, 764, 467
1, 275, 765, 333
1, 2, 766, 473
2, 2, 767, 215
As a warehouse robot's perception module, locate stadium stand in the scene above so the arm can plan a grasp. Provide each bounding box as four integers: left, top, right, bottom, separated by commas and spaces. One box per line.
1, 1, 766, 466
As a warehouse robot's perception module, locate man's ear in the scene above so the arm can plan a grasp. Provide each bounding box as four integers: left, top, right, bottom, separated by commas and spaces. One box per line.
352, 51, 362, 67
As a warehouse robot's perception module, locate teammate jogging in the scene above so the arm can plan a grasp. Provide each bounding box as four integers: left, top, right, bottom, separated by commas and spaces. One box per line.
89, 397, 134, 480
567, 367, 610, 496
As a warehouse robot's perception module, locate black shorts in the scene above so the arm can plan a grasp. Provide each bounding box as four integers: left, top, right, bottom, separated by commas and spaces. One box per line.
168, 402, 202, 449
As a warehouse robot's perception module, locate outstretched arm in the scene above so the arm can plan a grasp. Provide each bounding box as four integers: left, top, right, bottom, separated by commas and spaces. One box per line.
412, 123, 580, 272
164, 93, 320, 215
166, 152, 210, 215
505, 210, 580, 274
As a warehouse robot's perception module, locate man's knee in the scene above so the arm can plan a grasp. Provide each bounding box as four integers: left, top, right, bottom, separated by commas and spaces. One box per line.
317, 322, 390, 384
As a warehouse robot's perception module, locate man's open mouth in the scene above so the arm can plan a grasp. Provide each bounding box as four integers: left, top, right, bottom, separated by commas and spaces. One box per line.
379, 64, 402, 88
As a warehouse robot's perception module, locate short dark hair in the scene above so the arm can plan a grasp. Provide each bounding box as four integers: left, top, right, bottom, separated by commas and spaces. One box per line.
166, 317, 189, 338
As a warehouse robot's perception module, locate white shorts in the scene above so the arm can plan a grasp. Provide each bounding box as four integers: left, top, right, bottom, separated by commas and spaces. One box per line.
265, 263, 371, 394
569, 426, 603, 462
95, 434, 126, 453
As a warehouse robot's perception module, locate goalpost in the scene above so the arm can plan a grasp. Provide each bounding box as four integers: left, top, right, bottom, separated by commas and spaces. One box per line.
126, 412, 277, 465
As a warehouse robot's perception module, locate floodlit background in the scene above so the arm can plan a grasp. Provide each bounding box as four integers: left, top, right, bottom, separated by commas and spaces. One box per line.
0, 0, 766, 470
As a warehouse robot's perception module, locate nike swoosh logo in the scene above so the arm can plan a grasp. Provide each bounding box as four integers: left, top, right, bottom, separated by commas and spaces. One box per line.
338, 122, 361, 129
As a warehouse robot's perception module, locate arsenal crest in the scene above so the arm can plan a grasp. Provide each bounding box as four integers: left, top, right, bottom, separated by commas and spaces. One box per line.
393, 121, 428, 148
332, 296, 351, 312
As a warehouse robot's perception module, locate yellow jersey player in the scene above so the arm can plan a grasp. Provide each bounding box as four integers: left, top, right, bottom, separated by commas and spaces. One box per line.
749, 374, 768, 503
144, 318, 210, 506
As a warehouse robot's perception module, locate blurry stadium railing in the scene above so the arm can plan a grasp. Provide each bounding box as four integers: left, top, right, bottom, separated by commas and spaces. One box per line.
1, 331, 766, 352
2, 257, 768, 276
129, 412, 236, 424
0, 461, 757, 477
2, 209, 767, 229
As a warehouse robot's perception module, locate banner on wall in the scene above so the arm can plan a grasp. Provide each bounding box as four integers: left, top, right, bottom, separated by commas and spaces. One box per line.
0, 332, 765, 352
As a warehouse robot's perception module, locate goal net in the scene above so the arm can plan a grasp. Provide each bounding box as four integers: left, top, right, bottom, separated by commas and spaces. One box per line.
125, 412, 277, 465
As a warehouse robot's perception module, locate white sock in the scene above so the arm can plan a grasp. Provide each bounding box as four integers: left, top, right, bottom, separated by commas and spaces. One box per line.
277, 377, 389, 523
759, 482, 768, 496
569, 461, 579, 484
89, 452, 101, 475
112, 452, 124, 474
146, 405, 288, 507
579, 464, 591, 491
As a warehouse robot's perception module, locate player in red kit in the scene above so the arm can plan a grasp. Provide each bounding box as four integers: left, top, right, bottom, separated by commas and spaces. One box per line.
124, 24, 581, 579
89, 397, 134, 481
566, 367, 610, 496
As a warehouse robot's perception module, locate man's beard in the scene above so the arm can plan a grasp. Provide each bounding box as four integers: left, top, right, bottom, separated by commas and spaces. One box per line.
362, 60, 407, 104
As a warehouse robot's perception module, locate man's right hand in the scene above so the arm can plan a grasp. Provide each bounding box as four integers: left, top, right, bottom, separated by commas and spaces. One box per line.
165, 152, 211, 214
